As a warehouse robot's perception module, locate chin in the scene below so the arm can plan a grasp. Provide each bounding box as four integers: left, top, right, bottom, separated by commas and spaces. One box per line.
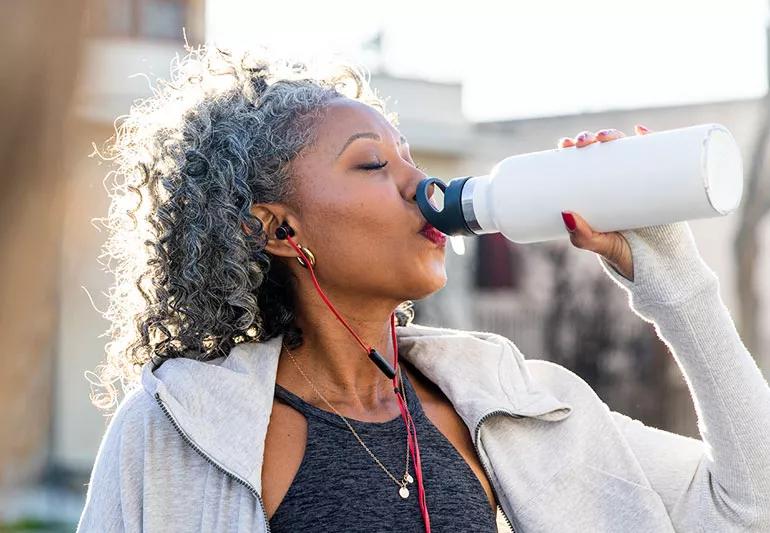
414, 273, 448, 299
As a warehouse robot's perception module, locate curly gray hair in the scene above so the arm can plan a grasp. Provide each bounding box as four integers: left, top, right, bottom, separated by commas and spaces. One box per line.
90, 45, 415, 411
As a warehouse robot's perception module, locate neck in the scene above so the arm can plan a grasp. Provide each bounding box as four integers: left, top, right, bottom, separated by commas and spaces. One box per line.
279, 288, 403, 413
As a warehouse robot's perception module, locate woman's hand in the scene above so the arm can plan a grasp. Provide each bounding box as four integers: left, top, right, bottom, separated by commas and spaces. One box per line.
556, 124, 652, 282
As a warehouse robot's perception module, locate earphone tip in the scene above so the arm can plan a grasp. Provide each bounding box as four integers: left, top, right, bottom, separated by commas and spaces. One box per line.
276, 222, 295, 240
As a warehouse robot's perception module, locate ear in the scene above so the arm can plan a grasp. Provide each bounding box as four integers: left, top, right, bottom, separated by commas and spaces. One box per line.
242, 203, 298, 259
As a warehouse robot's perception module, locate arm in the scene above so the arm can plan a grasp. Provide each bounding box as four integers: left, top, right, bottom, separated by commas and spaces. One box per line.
598, 221, 770, 532
76, 389, 147, 533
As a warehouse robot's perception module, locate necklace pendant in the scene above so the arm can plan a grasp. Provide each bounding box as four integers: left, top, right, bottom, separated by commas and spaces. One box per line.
399, 486, 410, 499
404, 473, 414, 484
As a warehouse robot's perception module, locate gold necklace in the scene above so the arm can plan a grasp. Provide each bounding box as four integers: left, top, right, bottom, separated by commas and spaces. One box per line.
281, 343, 415, 499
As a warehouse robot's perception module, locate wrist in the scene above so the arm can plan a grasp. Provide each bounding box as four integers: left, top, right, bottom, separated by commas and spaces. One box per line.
598, 221, 719, 307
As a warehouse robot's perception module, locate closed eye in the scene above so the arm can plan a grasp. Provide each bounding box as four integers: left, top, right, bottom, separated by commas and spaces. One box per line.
360, 161, 388, 171
359, 160, 426, 172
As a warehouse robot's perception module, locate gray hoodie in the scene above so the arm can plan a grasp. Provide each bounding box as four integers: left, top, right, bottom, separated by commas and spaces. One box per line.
77, 222, 770, 532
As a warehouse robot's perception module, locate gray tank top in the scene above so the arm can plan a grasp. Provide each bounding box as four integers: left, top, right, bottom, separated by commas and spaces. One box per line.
269, 361, 500, 532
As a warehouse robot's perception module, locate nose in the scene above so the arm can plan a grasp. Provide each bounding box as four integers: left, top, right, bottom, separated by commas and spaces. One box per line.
411, 182, 438, 204
406, 173, 423, 203
407, 174, 434, 203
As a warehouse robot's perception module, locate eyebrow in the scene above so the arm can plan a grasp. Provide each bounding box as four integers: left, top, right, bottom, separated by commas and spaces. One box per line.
336, 132, 408, 159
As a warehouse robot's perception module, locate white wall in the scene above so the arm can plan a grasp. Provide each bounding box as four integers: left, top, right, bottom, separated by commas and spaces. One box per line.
55, 38, 187, 469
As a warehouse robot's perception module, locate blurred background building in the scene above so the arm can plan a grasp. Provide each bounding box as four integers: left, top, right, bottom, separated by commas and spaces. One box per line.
1, 0, 769, 530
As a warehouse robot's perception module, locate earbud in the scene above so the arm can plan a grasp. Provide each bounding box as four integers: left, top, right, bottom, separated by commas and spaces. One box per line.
275, 221, 295, 240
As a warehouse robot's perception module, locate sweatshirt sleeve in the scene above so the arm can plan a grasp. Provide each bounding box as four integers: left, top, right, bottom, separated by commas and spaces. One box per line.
597, 220, 770, 532
76, 388, 149, 533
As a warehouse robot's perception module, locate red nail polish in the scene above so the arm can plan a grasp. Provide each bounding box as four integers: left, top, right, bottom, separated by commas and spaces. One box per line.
561, 211, 577, 232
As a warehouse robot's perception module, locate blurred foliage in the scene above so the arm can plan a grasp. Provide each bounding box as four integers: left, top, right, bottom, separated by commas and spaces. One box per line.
0, 519, 76, 532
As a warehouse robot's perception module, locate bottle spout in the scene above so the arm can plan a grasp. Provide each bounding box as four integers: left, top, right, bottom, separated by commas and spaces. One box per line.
415, 176, 478, 236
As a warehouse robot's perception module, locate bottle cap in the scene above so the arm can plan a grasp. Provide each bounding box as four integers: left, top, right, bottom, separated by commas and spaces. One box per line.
415, 176, 475, 236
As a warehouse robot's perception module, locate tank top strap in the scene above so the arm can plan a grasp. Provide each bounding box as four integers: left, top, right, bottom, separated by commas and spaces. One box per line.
273, 363, 425, 433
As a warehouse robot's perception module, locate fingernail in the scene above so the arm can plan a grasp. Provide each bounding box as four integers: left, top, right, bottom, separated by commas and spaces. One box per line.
596, 129, 610, 137
637, 124, 649, 132
561, 211, 577, 232
576, 133, 586, 143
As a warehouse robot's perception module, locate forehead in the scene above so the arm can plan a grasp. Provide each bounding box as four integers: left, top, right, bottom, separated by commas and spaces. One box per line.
314, 98, 402, 152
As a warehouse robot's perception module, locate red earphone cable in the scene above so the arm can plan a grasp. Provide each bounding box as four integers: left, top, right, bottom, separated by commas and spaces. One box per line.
282, 233, 431, 532
283, 237, 371, 353
391, 313, 431, 530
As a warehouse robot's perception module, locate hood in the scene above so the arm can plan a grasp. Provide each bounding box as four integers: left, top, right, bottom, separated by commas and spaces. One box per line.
141, 322, 573, 494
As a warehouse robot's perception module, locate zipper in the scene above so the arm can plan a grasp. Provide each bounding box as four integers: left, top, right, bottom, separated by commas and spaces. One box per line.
496, 503, 514, 533
154, 392, 272, 533
474, 409, 523, 533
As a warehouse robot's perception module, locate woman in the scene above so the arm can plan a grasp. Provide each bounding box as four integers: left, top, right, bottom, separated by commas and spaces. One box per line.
77, 45, 770, 532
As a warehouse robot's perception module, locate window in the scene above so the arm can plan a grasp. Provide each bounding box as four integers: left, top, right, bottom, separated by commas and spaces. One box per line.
473, 233, 524, 290
86, 0, 189, 41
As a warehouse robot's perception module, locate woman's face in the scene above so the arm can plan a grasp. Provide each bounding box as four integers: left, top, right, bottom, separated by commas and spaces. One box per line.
285, 97, 447, 304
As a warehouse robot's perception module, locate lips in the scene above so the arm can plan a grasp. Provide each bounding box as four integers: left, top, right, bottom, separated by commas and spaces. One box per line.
419, 222, 447, 246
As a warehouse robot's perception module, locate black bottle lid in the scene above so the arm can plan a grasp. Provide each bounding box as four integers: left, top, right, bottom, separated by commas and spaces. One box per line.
415, 176, 475, 236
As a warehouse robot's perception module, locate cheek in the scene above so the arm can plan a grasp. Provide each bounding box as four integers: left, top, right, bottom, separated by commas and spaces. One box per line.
319, 216, 406, 265
300, 182, 436, 279
308, 186, 405, 245
309, 205, 447, 298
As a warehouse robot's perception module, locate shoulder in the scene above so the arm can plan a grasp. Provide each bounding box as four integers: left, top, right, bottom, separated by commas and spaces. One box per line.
523, 358, 611, 411
524, 359, 593, 391
101, 386, 168, 445
98, 384, 195, 464
86, 383, 196, 490
111, 385, 158, 426
87, 386, 167, 475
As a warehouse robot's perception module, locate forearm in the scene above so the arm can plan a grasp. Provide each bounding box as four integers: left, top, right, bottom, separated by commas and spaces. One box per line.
641, 280, 770, 518
597, 221, 770, 528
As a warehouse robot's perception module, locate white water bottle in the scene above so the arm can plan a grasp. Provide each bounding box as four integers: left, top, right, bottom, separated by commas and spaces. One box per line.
415, 123, 744, 243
